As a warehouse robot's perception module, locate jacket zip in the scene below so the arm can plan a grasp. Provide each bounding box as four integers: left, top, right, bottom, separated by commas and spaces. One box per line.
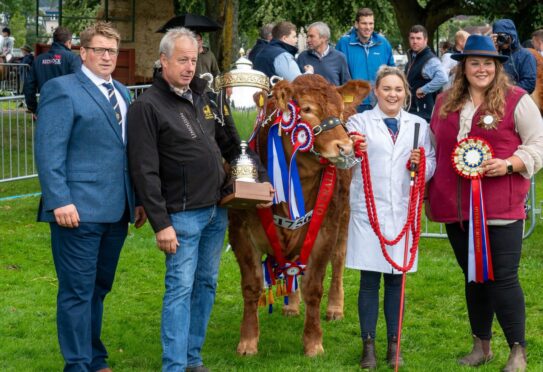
181, 164, 187, 211
191, 95, 223, 197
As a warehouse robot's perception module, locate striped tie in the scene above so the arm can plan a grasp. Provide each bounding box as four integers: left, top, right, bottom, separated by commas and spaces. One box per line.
103, 82, 122, 125
383, 117, 398, 135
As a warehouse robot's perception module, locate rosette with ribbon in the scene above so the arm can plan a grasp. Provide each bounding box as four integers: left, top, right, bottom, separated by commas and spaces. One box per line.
280, 100, 300, 132
451, 137, 494, 283
267, 102, 314, 219
285, 122, 314, 218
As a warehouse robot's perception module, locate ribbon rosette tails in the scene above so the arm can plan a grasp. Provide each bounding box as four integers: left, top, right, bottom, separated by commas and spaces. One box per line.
451, 136, 494, 283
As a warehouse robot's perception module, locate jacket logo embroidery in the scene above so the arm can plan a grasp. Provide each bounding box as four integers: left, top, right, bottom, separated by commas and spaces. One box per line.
222, 104, 230, 116
179, 113, 197, 139
203, 105, 214, 120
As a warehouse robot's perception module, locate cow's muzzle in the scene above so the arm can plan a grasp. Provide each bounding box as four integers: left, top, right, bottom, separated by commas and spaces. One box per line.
328, 148, 360, 169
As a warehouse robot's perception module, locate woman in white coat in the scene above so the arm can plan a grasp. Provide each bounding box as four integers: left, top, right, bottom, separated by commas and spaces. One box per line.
345, 66, 436, 369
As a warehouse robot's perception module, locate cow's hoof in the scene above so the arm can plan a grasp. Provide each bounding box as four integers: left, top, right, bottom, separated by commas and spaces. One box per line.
304, 343, 324, 357
237, 339, 258, 356
282, 306, 300, 317
325, 306, 344, 321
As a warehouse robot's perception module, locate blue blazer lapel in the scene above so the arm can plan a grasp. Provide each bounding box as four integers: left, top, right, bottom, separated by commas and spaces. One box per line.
76, 70, 123, 144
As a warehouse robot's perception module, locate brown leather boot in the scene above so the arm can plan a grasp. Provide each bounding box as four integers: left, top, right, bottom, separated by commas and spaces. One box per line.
502, 343, 526, 372
360, 337, 377, 370
458, 335, 493, 366
387, 336, 404, 368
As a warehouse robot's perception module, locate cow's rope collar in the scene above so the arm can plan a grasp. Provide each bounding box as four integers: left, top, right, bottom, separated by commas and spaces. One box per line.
350, 131, 426, 273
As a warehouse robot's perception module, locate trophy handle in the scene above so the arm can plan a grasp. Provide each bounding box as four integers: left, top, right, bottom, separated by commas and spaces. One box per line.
270, 75, 283, 87
199, 72, 215, 92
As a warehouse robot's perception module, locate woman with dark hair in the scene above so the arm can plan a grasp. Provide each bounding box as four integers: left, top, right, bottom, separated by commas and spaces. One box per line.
427, 35, 543, 372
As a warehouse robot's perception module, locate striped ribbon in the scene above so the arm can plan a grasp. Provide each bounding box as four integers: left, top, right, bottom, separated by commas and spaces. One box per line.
468, 178, 494, 283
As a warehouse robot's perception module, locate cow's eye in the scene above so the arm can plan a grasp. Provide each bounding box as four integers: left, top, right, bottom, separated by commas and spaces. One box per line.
301, 106, 311, 113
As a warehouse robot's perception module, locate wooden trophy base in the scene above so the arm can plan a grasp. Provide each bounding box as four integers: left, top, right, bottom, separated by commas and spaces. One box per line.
220, 180, 273, 209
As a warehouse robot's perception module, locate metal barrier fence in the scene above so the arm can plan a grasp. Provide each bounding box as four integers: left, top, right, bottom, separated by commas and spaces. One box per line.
0, 84, 540, 238
0, 85, 150, 184
0, 95, 36, 182
421, 179, 539, 240
0, 63, 30, 94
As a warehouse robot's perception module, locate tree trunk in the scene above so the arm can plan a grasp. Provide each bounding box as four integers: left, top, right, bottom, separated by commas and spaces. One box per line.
206, 0, 239, 73
389, 0, 473, 53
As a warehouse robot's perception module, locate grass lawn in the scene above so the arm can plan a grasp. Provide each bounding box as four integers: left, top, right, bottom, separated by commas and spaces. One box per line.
1, 178, 542, 371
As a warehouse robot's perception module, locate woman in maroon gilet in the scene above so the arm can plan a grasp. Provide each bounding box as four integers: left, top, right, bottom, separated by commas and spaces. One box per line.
427, 35, 543, 372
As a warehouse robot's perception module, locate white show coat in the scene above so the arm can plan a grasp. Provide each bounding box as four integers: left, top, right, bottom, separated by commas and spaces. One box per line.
345, 107, 436, 274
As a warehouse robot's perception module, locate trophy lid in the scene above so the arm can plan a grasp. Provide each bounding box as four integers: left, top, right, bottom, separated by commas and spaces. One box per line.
214, 50, 270, 92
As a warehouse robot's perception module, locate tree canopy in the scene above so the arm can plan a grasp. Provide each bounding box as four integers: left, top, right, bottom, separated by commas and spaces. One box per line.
177, 0, 542, 69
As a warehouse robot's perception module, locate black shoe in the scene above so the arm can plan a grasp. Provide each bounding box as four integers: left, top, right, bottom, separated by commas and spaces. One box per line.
186, 366, 210, 372
387, 336, 404, 368
360, 338, 377, 369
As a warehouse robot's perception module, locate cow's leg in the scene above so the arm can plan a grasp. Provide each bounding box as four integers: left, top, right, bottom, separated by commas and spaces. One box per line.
327, 171, 351, 320
326, 208, 348, 320
300, 258, 328, 356
282, 288, 301, 317
230, 224, 262, 356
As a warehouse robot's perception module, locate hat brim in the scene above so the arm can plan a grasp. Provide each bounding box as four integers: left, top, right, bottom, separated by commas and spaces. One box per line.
451, 52, 509, 63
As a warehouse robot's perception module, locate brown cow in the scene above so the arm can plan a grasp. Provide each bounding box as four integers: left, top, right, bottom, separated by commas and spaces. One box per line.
229, 74, 370, 356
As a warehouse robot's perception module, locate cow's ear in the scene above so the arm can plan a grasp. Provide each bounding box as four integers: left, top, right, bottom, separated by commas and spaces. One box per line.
272, 80, 294, 112
337, 80, 371, 114
253, 90, 267, 109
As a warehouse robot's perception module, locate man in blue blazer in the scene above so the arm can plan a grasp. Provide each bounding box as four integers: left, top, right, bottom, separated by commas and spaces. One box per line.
35, 22, 146, 372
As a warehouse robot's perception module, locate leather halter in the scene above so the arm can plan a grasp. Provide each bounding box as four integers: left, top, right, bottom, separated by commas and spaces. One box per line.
312, 116, 344, 136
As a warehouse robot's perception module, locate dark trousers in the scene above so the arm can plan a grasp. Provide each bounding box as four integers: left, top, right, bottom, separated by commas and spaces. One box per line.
358, 270, 402, 341
50, 216, 128, 372
446, 220, 525, 347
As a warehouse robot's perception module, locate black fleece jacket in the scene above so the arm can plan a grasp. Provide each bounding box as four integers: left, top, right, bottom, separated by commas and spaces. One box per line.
128, 75, 266, 232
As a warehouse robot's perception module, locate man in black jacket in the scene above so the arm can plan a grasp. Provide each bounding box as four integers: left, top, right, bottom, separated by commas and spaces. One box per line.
405, 24, 447, 122
23, 26, 81, 114
247, 23, 273, 64
128, 27, 270, 372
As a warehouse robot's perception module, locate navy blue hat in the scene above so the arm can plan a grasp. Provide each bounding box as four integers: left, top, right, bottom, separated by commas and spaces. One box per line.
451, 35, 508, 63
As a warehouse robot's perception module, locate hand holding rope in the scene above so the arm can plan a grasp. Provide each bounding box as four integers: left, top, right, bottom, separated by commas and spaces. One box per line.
349, 131, 426, 273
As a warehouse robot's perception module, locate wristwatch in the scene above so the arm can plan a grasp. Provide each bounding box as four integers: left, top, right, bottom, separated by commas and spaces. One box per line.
505, 159, 513, 175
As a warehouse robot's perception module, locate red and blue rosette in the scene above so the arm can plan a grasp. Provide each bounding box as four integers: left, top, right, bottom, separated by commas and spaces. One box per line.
451, 137, 494, 283
290, 122, 314, 152
279, 261, 306, 294
287, 122, 314, 219
280, 100, 299, 133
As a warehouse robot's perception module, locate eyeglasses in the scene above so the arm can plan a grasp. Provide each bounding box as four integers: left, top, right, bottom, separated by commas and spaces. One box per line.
85, 47, 119, 56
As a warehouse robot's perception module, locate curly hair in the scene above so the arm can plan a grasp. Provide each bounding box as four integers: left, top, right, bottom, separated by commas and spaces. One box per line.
439, 57, 511, 122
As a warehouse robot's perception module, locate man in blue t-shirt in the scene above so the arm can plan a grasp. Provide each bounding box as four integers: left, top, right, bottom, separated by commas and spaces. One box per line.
297, 22, 350, 86
336, 8, 395, 112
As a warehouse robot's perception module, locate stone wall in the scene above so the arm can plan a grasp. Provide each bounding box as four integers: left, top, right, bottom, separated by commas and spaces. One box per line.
101, 0, 174, 83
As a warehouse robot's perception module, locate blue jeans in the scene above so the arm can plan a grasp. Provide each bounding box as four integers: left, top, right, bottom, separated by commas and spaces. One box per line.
161, 205, 228, 372
358, 270, 402, 341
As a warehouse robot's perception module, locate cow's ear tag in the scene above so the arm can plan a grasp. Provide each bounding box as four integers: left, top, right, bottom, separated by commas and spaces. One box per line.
343, 95, 354, 103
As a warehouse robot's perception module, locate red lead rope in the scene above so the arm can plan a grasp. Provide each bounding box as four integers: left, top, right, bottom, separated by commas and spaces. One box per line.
352, 133, 426, 273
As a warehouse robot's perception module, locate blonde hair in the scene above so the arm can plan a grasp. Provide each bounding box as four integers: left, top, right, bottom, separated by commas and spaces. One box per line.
439, 57, 511, 121
80, 21, 121, 47
375, 65, 411, 109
